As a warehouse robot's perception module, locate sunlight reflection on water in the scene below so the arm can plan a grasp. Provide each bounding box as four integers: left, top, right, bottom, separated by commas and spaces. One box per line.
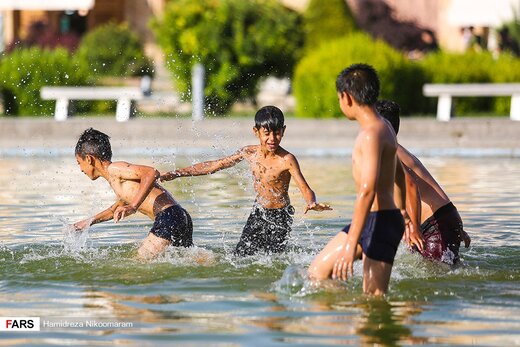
0, 155, 519, 345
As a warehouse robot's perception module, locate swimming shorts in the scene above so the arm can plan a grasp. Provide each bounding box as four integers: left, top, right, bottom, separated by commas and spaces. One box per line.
234, 204, 295, 256
342, 209, 405, 265
150, 205, 193, 247
418, 202, 464, 264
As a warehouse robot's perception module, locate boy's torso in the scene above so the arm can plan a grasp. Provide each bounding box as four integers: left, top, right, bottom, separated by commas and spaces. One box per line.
352, 120, 398, 212
107, 170, 177, 220
245, 146, 292, 209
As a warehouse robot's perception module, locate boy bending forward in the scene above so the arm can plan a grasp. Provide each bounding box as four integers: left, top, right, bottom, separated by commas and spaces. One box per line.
73, 128, 193, 260
161, 106, 330, 256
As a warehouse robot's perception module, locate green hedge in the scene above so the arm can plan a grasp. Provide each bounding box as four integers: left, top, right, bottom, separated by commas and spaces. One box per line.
293, 33, 425, 118
152, 0, 303, 115
75, 23, 153, 77
420, 51, 520, 114
0, 47, 91, 116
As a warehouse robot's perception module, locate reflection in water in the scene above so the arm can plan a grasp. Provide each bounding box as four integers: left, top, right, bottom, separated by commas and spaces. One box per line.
1, 156, 520, 345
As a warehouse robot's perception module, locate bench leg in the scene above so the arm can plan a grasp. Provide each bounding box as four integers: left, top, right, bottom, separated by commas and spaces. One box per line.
437, 95, 452, 122
54, 98, 69, 121
511, 94, 520, 121
116, 99, 132, 122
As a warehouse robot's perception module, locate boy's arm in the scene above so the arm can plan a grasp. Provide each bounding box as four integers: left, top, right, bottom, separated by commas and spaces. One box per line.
160, 148, 247, 181
110, 162, 160, 222
333, 133, 379, 281
287, 154, 331, 213
396, 161, 424, 251
403, 163, 425, 250
74, 200, 125, 230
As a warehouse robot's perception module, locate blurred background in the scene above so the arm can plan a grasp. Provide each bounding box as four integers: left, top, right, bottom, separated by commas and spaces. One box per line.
0, 0, 519, 118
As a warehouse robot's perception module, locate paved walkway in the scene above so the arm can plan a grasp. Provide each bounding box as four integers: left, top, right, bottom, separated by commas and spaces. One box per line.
1, 117, 519, 156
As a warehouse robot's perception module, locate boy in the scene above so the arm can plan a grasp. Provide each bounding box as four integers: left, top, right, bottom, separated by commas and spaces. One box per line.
376, 99, 471, 264
73, 128, 193, 260
160, 105, 331, 256
308, 64, 407, 296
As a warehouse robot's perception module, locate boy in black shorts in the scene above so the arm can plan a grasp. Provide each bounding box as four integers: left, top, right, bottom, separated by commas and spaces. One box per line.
73, 128, 192, 260
160, 105, 331, 256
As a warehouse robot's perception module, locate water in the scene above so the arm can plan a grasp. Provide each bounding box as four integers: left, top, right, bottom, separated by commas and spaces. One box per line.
1, 154, 519, 345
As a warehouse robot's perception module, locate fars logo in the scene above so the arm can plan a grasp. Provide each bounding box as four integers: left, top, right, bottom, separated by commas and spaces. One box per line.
0, 317, 40, 331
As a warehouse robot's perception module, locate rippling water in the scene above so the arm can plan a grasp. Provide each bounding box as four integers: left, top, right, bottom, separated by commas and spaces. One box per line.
0, 154, 519, 345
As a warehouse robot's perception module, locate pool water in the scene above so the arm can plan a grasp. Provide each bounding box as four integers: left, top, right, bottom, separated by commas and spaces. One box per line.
0, 154, 519, 346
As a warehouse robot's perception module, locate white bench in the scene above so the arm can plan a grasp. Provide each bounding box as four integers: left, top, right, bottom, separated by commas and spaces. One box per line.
423, 83, 520, 121
40, 86, 144, 122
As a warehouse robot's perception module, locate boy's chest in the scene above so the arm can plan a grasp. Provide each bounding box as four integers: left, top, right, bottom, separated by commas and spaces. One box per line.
249, 160, 289, 183
108, 178, 138, 200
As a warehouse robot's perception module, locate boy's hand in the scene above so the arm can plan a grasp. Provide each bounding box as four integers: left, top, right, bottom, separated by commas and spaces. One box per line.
461, 230, 471, 248
113, 205, 137, 223
159, 171, 178, 182
332, 240, 356, 281
73, 219, 90, 231
304, 202, 332, 214
401, 210, 424, 251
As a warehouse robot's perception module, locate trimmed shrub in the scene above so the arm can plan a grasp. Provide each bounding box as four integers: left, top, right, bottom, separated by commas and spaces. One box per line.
490, 53, 520, 114
293, 33, 425, 118
303, 0, 357, 50
0, 47, 90, 116
420, 51, 495, 114
151, 0, 303, 115
75, 23, 153, 77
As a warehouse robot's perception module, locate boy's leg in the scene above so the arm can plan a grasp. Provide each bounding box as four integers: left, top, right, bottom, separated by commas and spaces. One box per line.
308, 231, 362, 280
362, 256, 393, 295
138, 232, 171, 261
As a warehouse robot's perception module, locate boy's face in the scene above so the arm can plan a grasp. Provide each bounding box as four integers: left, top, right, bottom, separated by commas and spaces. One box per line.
338, 92, 354, 120
76, 154, 97, 180
254, 126, 285, 152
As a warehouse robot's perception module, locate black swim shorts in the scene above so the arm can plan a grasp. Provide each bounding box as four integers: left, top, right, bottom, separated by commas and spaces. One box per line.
234, 204, 295, 256
150, 205, 193, 247
342, 209, 405, 265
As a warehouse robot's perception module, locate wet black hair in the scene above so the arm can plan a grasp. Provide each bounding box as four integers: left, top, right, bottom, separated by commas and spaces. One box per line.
254, 105, 285, 132
376, 99, 401, 135
75, 128, 112, 161
336, 63, 380, 105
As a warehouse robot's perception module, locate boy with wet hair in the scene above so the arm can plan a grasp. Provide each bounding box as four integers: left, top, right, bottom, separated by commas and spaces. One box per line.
73, 128, 193, 260
160, 105, 331, 256
308, 64, 408, 295
376, 99, 471, 264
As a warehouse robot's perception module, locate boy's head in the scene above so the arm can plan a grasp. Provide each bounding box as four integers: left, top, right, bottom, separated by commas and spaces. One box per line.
254, 105, 285, 132
253, 106, 286, 152
75, 128, 112, 161
376, 99, 401, 135
336, 63, 380, 106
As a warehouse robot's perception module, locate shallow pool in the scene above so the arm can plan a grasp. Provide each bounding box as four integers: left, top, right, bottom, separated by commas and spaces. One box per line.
0, 154, 519, 345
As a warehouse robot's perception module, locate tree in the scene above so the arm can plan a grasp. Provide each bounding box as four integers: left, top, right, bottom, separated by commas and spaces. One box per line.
152, 0, 303, 115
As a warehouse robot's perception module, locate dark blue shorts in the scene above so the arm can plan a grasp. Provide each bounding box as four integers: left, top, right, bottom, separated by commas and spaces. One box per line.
150, 205, 193, 247
342, 209, 405, 265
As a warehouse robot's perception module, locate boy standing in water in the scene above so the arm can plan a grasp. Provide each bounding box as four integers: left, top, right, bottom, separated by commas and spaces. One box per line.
376, 100, 471, 264
308, 64, 407, 295
160, 105, 331, 256
73, 128, 193, 260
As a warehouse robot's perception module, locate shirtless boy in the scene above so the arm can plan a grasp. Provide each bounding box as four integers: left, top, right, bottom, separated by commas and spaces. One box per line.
308, 64, 406, 295
73, 128, 193, 260
160, 105, 331, 256
376, 99, 471, 264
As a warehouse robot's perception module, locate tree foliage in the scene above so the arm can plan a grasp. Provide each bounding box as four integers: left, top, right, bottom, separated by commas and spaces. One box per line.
152, 0, 303, 115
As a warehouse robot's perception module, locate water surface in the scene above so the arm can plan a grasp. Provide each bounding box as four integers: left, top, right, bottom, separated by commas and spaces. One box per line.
0, 154, 519, 346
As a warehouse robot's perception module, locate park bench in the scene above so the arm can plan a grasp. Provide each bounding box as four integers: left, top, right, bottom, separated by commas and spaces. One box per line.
423, 83, 520, 121
40, 86, 144, 122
